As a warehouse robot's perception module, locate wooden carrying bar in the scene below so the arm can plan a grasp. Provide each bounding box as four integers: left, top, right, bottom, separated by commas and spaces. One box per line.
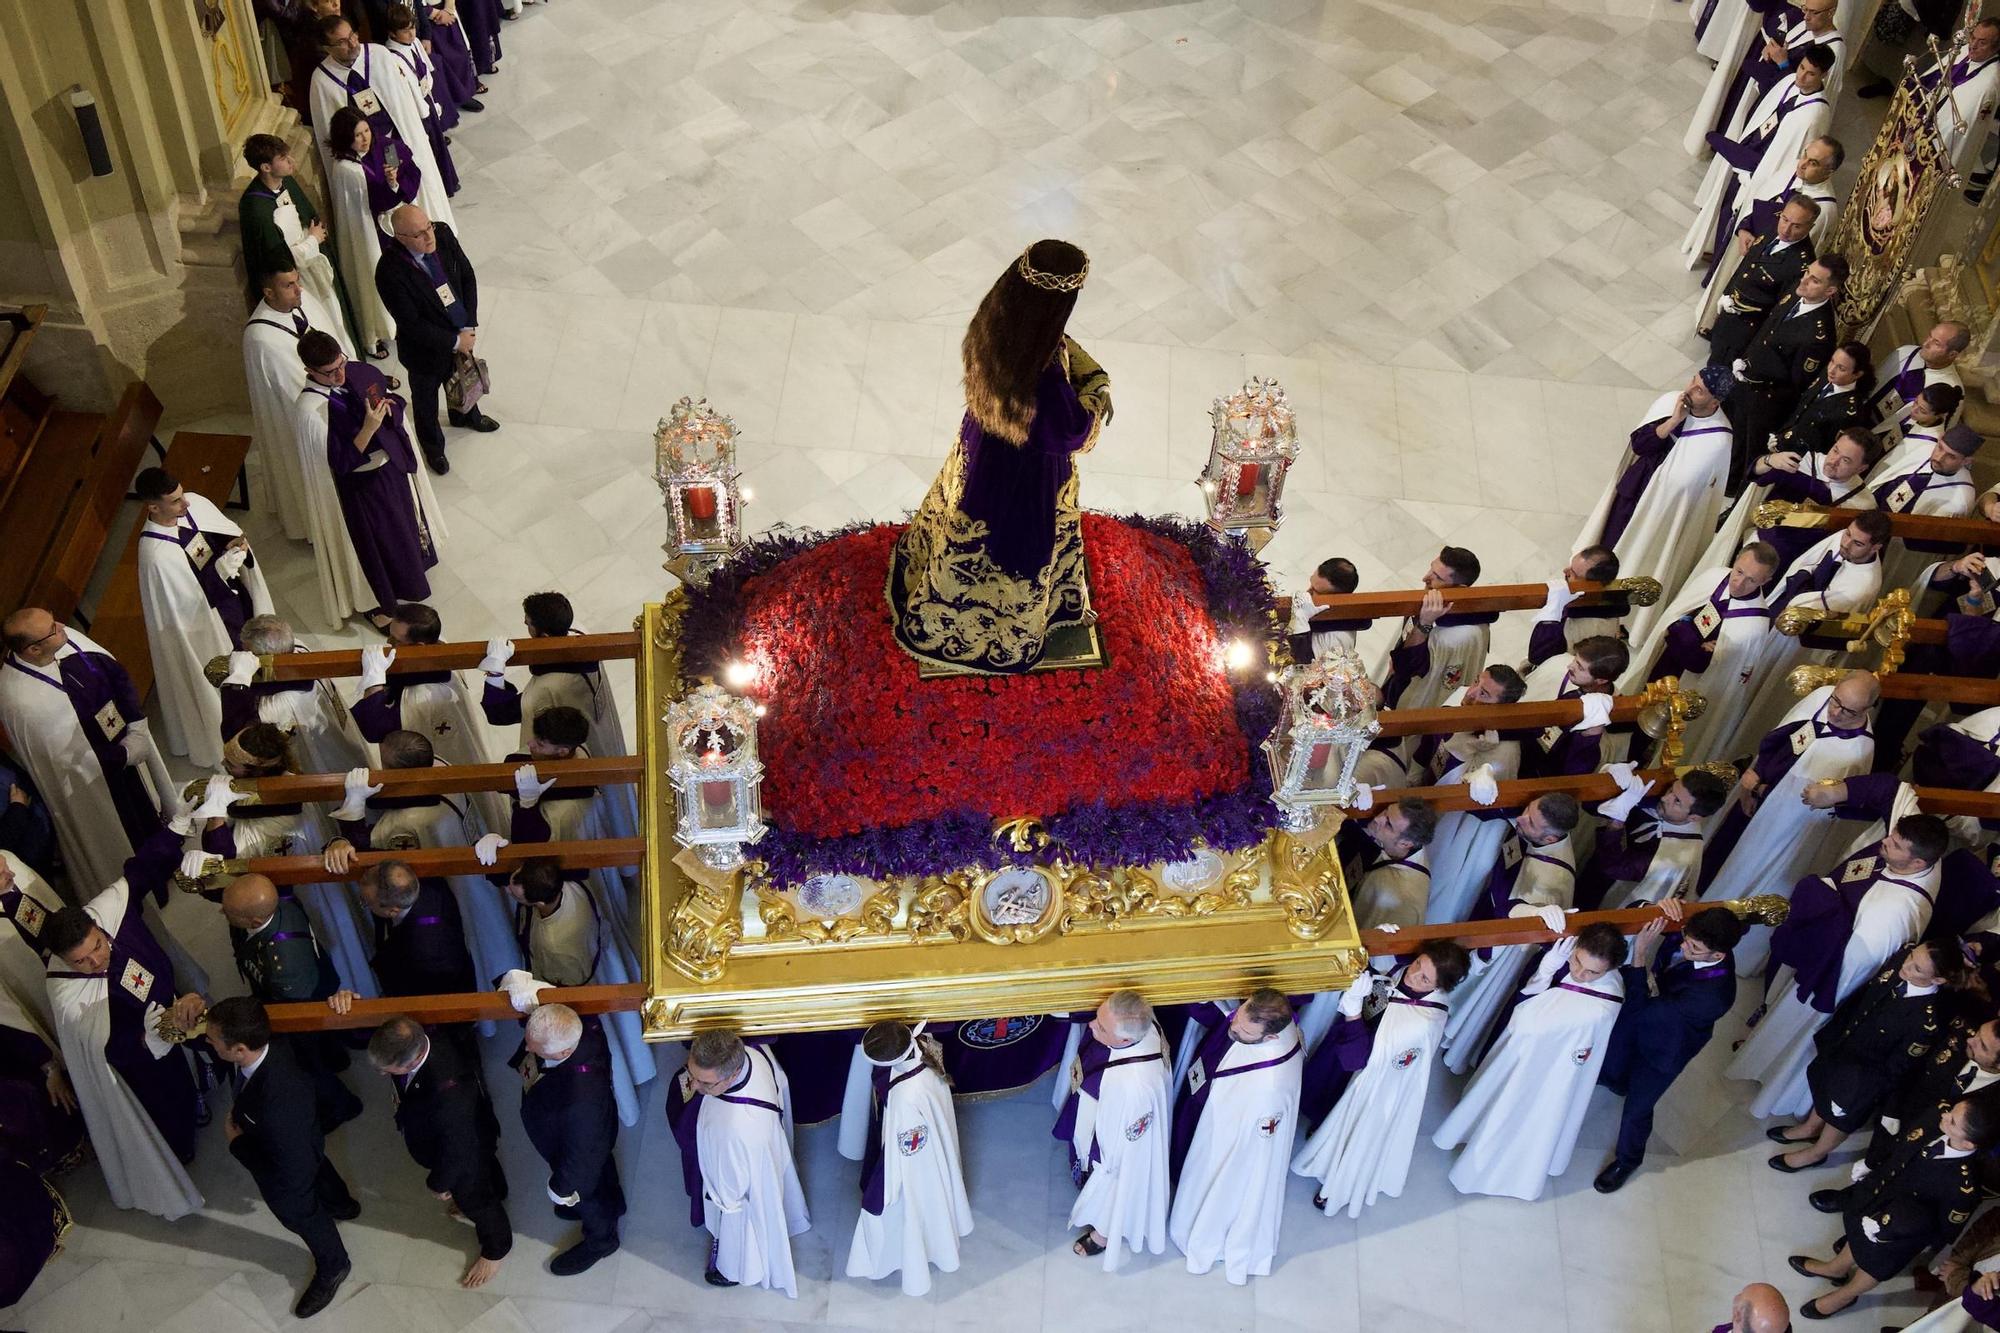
238, 837, 643, 885
241, 754, 641, 804
248, 631, 641, 681
1757, 508, 2000, 545
1297, 578, 1639, 619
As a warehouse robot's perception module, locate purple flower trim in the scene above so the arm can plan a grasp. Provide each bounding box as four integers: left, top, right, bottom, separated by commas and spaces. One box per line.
675, 515, 1284, 884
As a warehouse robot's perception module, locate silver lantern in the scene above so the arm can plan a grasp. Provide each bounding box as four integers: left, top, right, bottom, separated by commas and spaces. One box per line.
664, 683, 766, 870
1199, 377, 1300, 545
1262, 643, 1380, 832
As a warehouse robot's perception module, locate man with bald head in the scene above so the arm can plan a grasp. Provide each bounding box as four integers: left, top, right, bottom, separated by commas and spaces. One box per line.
0, 608, 171, 890
375, 201, 494, 475
1721, 1281, 1789, 1331
1872, 320, 1972, 437
222, 874, 364, 1130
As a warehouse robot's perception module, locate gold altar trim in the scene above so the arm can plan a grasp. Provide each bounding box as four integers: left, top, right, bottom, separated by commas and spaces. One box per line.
638, 601, 1365, 1041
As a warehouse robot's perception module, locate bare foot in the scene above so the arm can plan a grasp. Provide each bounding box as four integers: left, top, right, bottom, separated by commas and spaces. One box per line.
461, 1256, 501, 1289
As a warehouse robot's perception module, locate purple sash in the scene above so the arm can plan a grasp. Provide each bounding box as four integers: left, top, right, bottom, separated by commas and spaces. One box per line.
318, 49, 400, 145
1772, 852, 1933, 1012
1554, 981, 1623, 1003
664, 1046, 782, 1228
1168, 1016, 1300, 1180
1052, 1024, 1165, 1185
859, 1064, 927, 1215
141, 518, 255, 645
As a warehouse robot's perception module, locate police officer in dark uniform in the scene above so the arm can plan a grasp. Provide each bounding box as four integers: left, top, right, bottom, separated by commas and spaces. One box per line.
512, 1003, 625, 1276
1770, 341, 1873, 456
1879, 1016, 2000, 1143
206, 997, 358, 1319
220, 874, 364, 1129
1768, 941, 1962, 1172
367, 1015, 513, 1290
1790, 1092, 2000, 1320
1706, 193, 1820, 368
1724, 254, 1847, 489
1593, 903, 1746, 1194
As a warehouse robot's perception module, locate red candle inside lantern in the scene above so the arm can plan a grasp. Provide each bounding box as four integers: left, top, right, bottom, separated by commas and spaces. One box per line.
685, 485, 718, 521
1235, 462, 1260, 497
1306, 739, 1333, 778
700, 778, 733, 814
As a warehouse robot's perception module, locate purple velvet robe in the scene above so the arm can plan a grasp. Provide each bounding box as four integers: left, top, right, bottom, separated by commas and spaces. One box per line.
316, 360, 435, 608
2, 648, 159, 847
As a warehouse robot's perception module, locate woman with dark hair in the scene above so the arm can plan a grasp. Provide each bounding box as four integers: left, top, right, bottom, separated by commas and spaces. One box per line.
888, 239, 1112, 674
1771, 340, 1875, 455
322, 104, 416, 352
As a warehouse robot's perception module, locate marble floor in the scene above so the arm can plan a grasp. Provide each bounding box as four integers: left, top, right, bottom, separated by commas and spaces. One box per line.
4, 0, 1936, 1327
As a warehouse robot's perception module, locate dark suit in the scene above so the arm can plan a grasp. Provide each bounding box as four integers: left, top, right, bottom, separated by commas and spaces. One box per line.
229, 1040, 356, 1275
1772, 379, 1868, 456
374, 220, 480, 460
392, 1029, 511, 1261
1806, 955, 1945, 1132
1706, 232, 1814, 367
1829, 1104, 1982, 1280
1726, 294, 1838, 486
231, 899, 363, 1130
1885, 1029, 1997, 1134
1599, 946, 1737, 1168
371, 879, 477, 998
512, 1016, 625, 1252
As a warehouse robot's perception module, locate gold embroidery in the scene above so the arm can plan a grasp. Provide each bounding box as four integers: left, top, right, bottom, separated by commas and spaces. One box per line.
886, 439, 1094, 674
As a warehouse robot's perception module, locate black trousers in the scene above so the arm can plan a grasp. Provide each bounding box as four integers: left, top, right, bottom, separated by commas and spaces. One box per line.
1706, 309, 1757, 368
408, 367, 447, 460
573, 1155, 627, 1249
456, 1163, 513, 1261
275, 1158, 354, 1274
1724, 384, 1795, 494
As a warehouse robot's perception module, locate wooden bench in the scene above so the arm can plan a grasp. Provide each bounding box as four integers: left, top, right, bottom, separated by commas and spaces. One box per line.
86, 430, 253, 701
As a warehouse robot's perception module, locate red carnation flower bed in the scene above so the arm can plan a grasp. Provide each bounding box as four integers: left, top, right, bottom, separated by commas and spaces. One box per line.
731, 514, 1250, 839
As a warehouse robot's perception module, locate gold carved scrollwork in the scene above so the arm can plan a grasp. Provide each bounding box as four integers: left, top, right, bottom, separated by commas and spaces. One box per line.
661, 865, 742, 984
1607, 575, 1662, 607
1268, 831, 1349, 941
1121, 854, 1260, 920
908, 875, 972, 943
748, 871, 901, 945
1057, 866, 1121, 932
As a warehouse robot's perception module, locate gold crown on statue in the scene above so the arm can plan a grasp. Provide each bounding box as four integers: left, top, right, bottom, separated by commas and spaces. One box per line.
1017, 248, 1088, 292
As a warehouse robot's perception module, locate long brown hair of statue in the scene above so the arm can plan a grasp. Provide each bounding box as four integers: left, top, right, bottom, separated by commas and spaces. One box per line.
961, 239, 1088, 446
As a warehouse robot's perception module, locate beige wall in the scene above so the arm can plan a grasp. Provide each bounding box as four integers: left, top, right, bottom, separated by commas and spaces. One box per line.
0, 0, 282, 423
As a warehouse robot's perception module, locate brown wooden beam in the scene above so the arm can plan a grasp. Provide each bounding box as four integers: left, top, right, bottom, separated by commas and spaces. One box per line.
1297, 579, 1636, 620
1374, 695, 1644, 737
235, 837, 643, 885
1381, 768, 1677, 813
266, 983, 646, 1032
1880, 672, 2000, 705
1764, 508, 2000, 545
258, 631, 641, 681
244, 755, 641, 804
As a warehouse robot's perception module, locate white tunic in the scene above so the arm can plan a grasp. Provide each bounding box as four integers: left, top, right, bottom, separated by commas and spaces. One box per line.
138, 494, 275, 769
1865, 438, 1978, 591
1293, 970, 1452, 1218
1926, 52, 2000, 166
846, 1055, 971, 1296
695, 1046, 811, 1296
1700, 686, 1878, 973
1432, 941, 1625, 1200
0, 851, 58, 1035
1602, 812, 1709, 909
1374, 617, 1490, 713
1579, 392, 1733, 650
1421, 700, 1524, 926
1870, 346, 1964, 439
1620, 565, 1776, 761
1683, 75, 1832, 267
1441, 833, 1577, 1075
503, 662, 637, 843
1061, 1024, 1172, 1272
240, 296, 347, 546
1350, 847, 1433, 931
1693, 450, 1874, 585
239, 677, 370, 778
323, 156, 396, 352
1168, 1022, 1303, 1285
1727, 854, 1939, 1119
362, 675, 501, 828
521, 880, 598, 989
306, 46, 455, 230
0, 632, 171, 892
45, 875, 203, 1220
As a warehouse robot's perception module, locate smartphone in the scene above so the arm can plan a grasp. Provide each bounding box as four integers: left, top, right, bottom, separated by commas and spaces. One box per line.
364, 381, 385, 410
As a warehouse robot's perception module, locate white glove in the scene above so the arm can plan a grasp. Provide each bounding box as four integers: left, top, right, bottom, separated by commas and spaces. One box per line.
1467, 764, 1499, 806
1534, 903, 1571, 932
333, 766, 381, 821
1718, 294, 1741, 315
1573, 692, 1615, 732
359, 645, 396, 691
192, 773, 246, 821
547, 1183, 581, 1207
1851, 1158, 1873, 1183
1597, 762, 1654, 823
178, 850, 216, 881
1861, 1216, 1882, 1243
214, 546, 249, 581
1375, 922, 1401, 934
1730, 358, 1748, 377
119, 731, 147, 767
224, 651, 259, 687
1350, 783, 1384, 812
498, 968, 550, 1014
1290, 587, 1317, 633
479, 637, 514, 677
514, 763, 557, 809
474, 832, 508, 866
1538, 575, 1580, 623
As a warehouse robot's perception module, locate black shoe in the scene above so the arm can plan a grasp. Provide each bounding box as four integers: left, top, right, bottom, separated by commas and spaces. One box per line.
1856, 80, 1893, 99
448, 409, 500, 432
1789, 1254, 1829, 1280
1809, 1187, 1848, 1214
461, 98, 485, 112
550, 1240, 618, 1276
1593, 1161, 1637, 1194
1766, 1124, 1810, 1144
294, 1261, 351, 1319
1798, 1296, 1839, 1320
194, 1094, 212, 1128
327, 1196, 361, 1222
424, 449, 450, 475
704, 1267, 738, 1287
553, 1202, 580, 1220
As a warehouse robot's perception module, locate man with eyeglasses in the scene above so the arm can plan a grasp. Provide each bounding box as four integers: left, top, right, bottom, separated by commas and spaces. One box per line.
293, 329, 445, 630
0, 609, 173, 890
376, 202, 496, 477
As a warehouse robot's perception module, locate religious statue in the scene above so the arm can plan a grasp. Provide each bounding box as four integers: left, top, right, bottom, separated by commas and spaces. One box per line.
886, 240, 1113, 674
1862, 132, 1918, 255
